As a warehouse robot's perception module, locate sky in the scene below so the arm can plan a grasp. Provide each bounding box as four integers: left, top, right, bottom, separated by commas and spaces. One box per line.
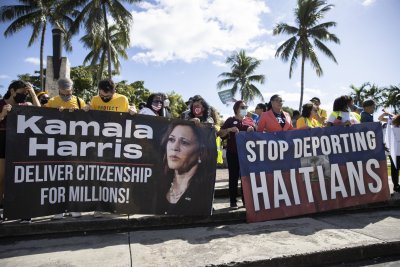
0, 0, 399, 119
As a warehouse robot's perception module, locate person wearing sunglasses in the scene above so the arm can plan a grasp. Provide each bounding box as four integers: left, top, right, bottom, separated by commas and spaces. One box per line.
139, 93, 166, 116
86, 79, 135, 114
218, 100, 255, 209
257, 94, 294, 132
296, 102, 319, 129
45, 78, 86, 110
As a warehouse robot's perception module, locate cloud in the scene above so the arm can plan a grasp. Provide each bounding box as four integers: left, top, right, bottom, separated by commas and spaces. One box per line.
248, 43, 276, 60
130, 0, 271, 63
24, 57, 40, 65
362, 0, 376, 6
212, 60, 226, 67
0, 74, 9, 79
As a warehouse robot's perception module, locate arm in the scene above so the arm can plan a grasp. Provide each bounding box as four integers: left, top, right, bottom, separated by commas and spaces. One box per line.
27, 84, 40, 107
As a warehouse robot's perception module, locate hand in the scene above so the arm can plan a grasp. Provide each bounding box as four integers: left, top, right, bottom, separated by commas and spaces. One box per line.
83, 104, 91, 112
247, 126, 254, 132
26, 83, 35, 95
68, 108, 78, 112
229, 127, 239, 133
58, 106, 65, 112
1, 104, 12, 118
128, 105, 137, 115
190, 118, 201, 125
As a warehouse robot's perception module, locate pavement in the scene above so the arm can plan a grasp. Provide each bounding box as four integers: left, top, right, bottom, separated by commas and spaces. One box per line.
0, 168, 400, 266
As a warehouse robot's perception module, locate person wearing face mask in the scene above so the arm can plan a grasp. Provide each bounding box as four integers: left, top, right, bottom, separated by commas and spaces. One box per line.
139, 93, 166, 116
36, 91, 50, 106
86, 79, 134, 114
257, 94, 294, 133
0, 80, 40, 222
45, 78, 86, 110
218, 100, 255, 209
183, 95, 214, 124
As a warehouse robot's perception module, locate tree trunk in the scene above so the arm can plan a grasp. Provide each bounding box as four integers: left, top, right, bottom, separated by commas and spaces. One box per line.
40, 23, 46, 91
102, 3, 112, 79
299, 54, 305, 112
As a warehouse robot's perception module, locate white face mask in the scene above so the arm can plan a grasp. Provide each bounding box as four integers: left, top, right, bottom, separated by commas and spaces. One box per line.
239, 109, 247, 117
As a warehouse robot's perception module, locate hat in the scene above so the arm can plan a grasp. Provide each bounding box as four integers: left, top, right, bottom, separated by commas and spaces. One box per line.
310, 97, 321, 103
36, 91, 49, 98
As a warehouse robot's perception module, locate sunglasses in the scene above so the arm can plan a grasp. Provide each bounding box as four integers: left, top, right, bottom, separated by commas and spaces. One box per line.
273, 99, 284, 103
152, 100, 163, 104
240, 106, 248, 110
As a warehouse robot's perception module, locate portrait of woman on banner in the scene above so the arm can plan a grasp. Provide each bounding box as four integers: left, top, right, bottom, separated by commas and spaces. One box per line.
156, 120, 217, 216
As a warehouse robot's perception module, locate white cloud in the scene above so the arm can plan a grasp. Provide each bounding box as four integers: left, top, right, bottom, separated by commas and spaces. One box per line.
212, 60, 226, 67
248, 43, 276, 60
24, 57, 40, 65
0, 74, 9, 79
362, 0, 376, 6
130, 0, 271, 63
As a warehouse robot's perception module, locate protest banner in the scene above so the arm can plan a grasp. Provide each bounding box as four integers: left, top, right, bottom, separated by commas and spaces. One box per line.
4, 106, 217, 219
236, 123, 390, 223
218, 89, 235, 104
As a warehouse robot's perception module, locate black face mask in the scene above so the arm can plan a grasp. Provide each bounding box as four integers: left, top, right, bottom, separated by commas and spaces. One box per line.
40, 97, 50, 105
100, 96, 112, 103
14, 93, 27, 104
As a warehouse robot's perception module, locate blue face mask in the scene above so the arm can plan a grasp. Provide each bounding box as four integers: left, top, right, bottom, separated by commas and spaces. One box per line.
60, 95, 72, 102
239, 109, 247, 117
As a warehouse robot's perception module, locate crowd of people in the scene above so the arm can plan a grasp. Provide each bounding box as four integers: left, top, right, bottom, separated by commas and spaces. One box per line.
0, 77, 399, 219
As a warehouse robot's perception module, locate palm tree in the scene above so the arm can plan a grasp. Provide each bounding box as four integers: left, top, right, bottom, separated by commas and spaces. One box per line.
0, 0, 73, 90
273, 0, 340, 111
349, 82, 370, 106
217, 50, 265, 103
81, 23, 129, 85
382, 85, 400, 114
63, 0, 140, 79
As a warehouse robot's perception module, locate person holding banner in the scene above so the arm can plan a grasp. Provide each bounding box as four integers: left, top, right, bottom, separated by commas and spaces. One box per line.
257, 94, 294, 132
296, 102, 319, 129
326, 96, 360, 126
139, 93, 166, 116
85, 79, 136, 114
218, 100, 254, 209
157, 120, 216, 215
0, 80, 40, 221
182, 95, 214, 124
45, 78, 86, 110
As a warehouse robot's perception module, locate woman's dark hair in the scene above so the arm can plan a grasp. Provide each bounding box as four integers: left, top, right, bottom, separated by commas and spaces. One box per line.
266, 94, 281, 111
188, 95, 211, 122
233, 100, 244, 114
256, 103, 267, 112
332, 96, 349, 112
98, 79, 115, 93
301, 102, 314, 118
160, 120, 216, 182
4, 80, 30, 99
145, 93, 165, 116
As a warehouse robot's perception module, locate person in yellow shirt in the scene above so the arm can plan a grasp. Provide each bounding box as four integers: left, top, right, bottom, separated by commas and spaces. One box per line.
86, 79, 136, 114
45, 78, 86, 110
296, 102, 319, 129
310, 97, 327, 126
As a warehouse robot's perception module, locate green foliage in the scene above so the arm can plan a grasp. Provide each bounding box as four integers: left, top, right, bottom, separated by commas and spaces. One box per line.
166, 91, 187, 119
282, 106, 294, 117
217, 50, 265, 103
273, 0, 339, 111
70, 65, 96, 103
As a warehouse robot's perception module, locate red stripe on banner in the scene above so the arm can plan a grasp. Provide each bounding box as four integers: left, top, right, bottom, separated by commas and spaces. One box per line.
242, 159, 390, 222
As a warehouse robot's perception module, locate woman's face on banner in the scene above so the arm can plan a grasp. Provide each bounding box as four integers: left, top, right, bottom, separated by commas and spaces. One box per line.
167, 125, 199, 172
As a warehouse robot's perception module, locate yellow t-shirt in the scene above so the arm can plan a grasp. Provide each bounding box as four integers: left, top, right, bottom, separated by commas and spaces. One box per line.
90, 93, 129, 112
296, 117, 319, 129
316, 108, 327, 126
45, 95, 86, 109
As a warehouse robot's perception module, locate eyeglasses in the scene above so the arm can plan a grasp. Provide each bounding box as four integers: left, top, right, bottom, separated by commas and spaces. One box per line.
152, 100, 163, 104
240, 106, 248, 110
273, 99, 284, 103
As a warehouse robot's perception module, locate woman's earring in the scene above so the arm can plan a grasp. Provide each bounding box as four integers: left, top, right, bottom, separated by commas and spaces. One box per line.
198, 158, 202, 164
